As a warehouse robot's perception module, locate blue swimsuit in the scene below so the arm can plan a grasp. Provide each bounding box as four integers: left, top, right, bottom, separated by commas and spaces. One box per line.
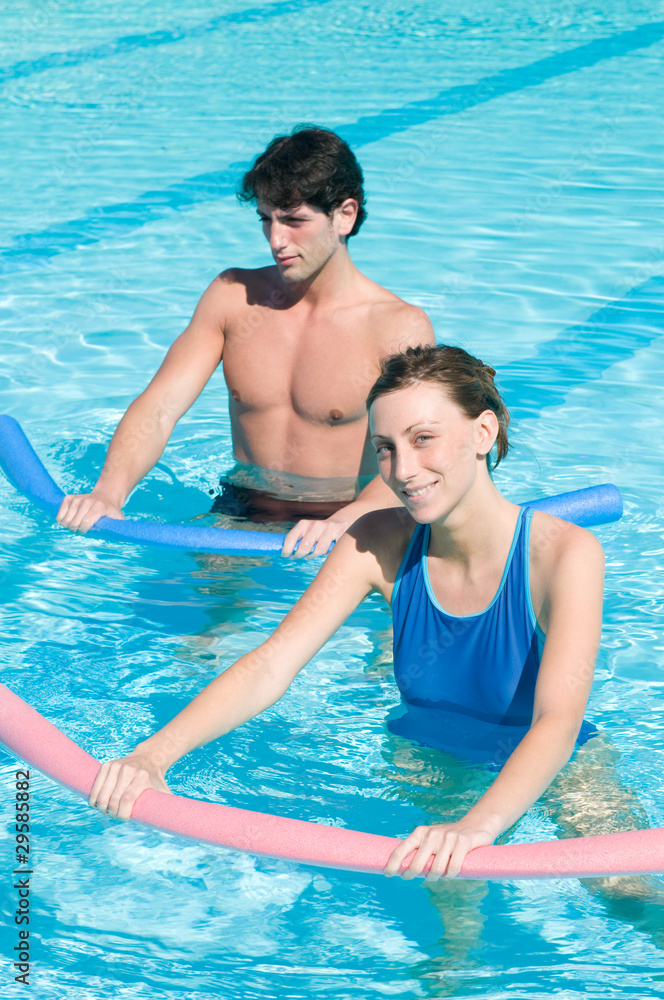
388, 508, 595, 767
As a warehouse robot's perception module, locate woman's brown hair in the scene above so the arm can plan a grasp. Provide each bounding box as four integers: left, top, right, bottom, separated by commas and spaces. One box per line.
366, 344, 510, 468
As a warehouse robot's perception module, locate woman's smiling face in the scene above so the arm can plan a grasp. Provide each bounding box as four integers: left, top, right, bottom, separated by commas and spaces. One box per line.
369, 381, 497, 522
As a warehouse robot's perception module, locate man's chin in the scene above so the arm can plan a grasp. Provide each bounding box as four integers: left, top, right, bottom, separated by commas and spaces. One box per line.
279, 267, 311, 287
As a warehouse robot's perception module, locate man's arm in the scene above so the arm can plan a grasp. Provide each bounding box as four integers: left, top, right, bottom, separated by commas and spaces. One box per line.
57, 279, 227, 533
280, 473, 403, 557
282, 305, 435, 558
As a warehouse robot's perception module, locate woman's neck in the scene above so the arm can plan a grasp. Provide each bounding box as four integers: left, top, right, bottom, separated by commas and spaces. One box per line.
427, 479, 519, 569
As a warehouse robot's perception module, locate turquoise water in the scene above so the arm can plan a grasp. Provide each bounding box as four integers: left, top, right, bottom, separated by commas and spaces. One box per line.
2, 0, 664, 996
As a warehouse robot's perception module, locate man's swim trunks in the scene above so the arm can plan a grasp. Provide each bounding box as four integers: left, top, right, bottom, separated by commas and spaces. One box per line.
210, 461, 373, 524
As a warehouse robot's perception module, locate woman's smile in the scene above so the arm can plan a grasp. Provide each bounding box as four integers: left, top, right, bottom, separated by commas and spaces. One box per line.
401, 480, 438, 502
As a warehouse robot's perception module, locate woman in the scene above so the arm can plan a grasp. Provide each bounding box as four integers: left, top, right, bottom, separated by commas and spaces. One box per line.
89, 344, 604, 880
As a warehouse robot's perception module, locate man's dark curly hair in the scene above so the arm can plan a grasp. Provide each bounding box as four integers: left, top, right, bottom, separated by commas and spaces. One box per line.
238, 125, 367, 238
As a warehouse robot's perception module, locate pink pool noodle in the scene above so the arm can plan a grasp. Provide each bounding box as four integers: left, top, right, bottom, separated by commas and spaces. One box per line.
2, 683, 663, 880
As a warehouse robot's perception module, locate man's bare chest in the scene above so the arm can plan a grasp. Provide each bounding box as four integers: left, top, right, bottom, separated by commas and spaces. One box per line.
222, 317, 381, 425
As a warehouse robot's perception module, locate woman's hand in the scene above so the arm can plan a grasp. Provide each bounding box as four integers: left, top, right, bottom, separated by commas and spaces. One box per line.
384, 820, 497, 881
88, 752, 171, 820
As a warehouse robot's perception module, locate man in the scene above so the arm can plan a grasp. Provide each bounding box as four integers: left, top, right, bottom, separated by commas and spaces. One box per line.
57, 126, 434, 556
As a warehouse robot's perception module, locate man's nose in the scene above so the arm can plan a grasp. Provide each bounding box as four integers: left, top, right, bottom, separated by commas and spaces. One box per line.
269, 221, 288, 251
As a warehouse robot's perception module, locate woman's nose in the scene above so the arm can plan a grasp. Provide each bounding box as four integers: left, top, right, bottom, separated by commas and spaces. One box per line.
394, 447, 417, 483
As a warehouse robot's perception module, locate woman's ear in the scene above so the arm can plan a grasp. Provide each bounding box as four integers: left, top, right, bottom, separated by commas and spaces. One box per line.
474, 409, 499, 457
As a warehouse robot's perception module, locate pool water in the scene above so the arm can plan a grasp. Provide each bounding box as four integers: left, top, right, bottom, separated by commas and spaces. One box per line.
2, 1, 664, 996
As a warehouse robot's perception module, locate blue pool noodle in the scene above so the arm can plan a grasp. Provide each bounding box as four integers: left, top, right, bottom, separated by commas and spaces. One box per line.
0, 414, 622, 554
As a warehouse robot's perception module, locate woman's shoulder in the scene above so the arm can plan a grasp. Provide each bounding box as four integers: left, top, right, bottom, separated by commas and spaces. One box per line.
345, 507, 419, 587
528, 509, 605, 578
527, 511, 605, 633
350, 506, 418, 546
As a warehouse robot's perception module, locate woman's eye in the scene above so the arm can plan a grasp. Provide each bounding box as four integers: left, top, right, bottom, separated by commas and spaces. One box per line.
415, 435, 432, 444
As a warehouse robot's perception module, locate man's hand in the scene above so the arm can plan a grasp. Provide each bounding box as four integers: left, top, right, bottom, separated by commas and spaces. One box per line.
89, 753, 171, 821
281, 490, 398, 558
281, 512, 353, 558
384, 820, 497, 881
56, 492, 125, 534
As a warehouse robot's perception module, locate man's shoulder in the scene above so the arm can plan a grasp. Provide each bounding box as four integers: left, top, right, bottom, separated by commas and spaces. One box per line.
197, 266, 283, 316
359, 277, 435, 347
215, 265, 278, 293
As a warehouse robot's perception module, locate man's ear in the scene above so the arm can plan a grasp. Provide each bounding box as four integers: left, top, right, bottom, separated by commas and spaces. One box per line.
335, 199, 358, 237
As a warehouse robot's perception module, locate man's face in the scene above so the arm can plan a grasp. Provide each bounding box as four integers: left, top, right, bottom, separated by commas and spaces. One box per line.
256, 202, 352, 283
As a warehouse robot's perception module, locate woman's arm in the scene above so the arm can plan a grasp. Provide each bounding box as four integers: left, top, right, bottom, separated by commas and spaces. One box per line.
385, 519, 605, 880
89, 517, 387, 819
